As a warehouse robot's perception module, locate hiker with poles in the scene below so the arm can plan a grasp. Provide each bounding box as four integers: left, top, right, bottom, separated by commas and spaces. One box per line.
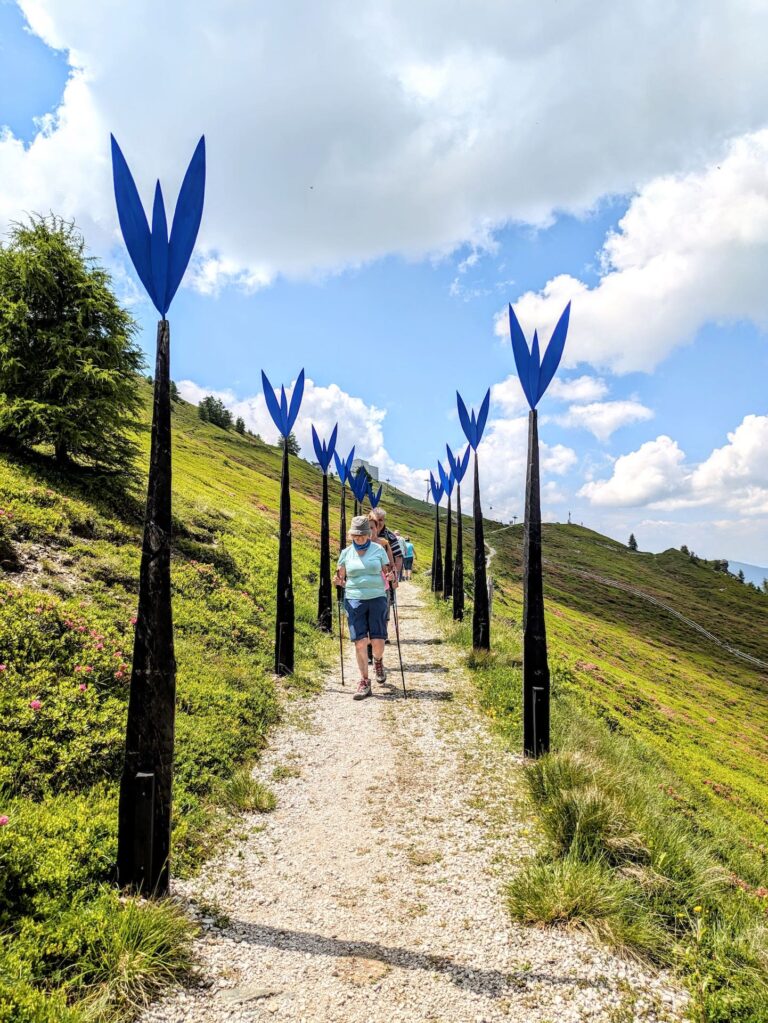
333, 516, 397, 701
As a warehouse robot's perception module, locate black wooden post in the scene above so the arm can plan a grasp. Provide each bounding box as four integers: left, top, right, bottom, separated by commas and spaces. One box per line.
432, 503, 443, 594
339, 483, 347, 552
443, 490, 453, 599
317, 473, 332, 632
472, 451, 490, 649
522, 410, 549, 757
453, 482, 464, 620
117, 319, 176, 894
275, 444, 294, 674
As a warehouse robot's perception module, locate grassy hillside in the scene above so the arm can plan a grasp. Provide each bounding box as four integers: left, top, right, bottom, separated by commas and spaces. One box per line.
429, 520, 768, 1021
2, 382, 767, 1020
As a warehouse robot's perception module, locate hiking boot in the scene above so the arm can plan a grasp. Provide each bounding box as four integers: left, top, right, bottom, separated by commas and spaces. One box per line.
353, 678, 371, 700
374, 657, 386, 683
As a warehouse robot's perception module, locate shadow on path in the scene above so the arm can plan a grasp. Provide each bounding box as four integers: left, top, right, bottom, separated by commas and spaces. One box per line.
224, 920, 611, 999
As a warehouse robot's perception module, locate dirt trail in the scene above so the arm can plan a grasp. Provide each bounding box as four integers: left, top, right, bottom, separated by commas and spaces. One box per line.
143, 586, 686, 1023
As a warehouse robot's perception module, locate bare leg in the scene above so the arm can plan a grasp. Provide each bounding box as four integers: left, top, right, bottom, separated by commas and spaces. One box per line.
371, 638, 385, 658
354, 639, 370, 678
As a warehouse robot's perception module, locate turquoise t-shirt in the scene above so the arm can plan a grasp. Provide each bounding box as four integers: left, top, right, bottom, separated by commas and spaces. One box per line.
404, 541, 414, 558
338, 542, 389, 600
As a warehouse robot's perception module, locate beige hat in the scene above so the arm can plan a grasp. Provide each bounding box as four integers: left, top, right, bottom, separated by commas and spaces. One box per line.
349, 515, 371, 536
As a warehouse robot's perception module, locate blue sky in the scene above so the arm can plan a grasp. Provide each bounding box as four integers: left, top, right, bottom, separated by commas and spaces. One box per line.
2, 1, 768, 563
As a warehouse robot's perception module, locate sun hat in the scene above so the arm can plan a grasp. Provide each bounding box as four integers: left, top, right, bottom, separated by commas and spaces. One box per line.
349, 515, 372, 536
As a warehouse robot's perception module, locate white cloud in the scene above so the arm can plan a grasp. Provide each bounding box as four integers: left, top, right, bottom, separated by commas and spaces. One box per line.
579, 415, 768, 515
502, 129, 768, 372
548, 376, 608, 403
579, 436, 688, 507
556, 399, 654, 441
5, 2, 768, 291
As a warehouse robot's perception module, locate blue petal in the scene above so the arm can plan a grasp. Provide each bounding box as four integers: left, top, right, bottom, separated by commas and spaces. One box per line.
446, 443, 456, 474
459, 444, 471, 483
312, 425, 323, 466
529, 330, 541, 409
508, 303, 535, 409
327, 424, 338, 464
457, 392, 474, 448
166, 136, 205, 311
536, 302, 571, 404
151, 182, 169, 316
476, 389, 490, 444
279, 387, 288, 436
333, 451, 345, 481
346, 447, 355, 477
111, 136, 156, 307
261, 371, 284, 435
287, 369, 305, 432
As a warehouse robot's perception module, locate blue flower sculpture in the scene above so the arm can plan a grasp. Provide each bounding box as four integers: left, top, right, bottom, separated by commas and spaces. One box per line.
508, 302, 570, 409
111, 136, 205, 317
429, 471, 444, 593
312, 425, 338, 474
312, 425, 338, 633
446, 444, 471, 621
507, 300, 572, 759
456, 389, 490, 451
262, 370, 305, 439
456, 389, 491, 649
368, 483, 383, 508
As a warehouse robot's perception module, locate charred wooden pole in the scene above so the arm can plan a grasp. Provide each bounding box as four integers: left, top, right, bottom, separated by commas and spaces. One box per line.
443, 489, 453, 599
312, 425, 337, 634
471, 450, 490, 649
317, 473, 332, 632
430, 472, 443, 592
339, 484, 347, 551
523, 410, 548, 756
117, 320, 175, 894
453, 482, 464, 620
275, 442, 294, 674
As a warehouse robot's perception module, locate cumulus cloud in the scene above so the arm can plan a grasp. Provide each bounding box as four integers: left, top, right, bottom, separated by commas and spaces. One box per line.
556, 399, 654, 441
5, 2, 768, 292
579, 415, 768, 515
501, 129, 768, 372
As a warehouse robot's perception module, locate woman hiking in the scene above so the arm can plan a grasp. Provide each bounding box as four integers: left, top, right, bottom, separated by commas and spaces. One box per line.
333, 515, 397, 700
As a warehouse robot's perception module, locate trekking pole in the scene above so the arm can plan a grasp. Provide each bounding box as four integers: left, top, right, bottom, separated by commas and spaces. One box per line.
336, 585, 345, 687
391, 589, 407, 698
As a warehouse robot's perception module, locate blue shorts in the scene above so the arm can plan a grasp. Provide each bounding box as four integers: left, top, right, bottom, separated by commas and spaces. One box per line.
345, 595, 388, 641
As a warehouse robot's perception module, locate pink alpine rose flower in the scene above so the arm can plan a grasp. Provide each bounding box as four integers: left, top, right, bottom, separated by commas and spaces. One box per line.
29, 699, 42, 711
78, 683, 88, 692
0, 816, 9, 826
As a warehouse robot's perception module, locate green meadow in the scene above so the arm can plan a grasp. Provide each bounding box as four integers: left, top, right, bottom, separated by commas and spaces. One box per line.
1, 385, 767, 1020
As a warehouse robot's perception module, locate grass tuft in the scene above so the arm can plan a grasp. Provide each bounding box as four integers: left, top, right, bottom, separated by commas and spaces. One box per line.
218, 767, 277, 814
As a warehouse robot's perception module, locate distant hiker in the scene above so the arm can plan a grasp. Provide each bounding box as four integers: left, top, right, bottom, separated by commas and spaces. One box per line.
403, 536, 415, 580
333, 516, 396, 700
394, 530, 405, 580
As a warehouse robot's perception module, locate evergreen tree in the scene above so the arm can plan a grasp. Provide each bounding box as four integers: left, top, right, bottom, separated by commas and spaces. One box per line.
680, 544, 690, 556
235, 416, 245, 435
628, 533, 638, 551
197, 395, 233, 429
0, 215, 142, 470
170, 380, 180, 403
279, 432, 300, 456
762, 578, 768, 594
737, 569, 745, 584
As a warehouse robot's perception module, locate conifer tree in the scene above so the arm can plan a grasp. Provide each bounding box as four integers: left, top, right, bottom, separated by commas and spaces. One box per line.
0, 215, 142, 471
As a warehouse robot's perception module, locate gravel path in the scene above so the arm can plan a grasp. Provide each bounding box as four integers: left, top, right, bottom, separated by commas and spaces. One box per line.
144, 586, 688, 1023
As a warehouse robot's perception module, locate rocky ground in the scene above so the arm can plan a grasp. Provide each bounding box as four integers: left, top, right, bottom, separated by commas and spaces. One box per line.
142, 586, 688, 1023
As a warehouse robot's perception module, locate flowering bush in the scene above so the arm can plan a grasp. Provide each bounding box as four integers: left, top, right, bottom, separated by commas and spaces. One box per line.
0, 587, 131, 796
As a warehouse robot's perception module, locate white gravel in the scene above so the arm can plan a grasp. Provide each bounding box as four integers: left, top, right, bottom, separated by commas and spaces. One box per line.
142, 586, 688, 1023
